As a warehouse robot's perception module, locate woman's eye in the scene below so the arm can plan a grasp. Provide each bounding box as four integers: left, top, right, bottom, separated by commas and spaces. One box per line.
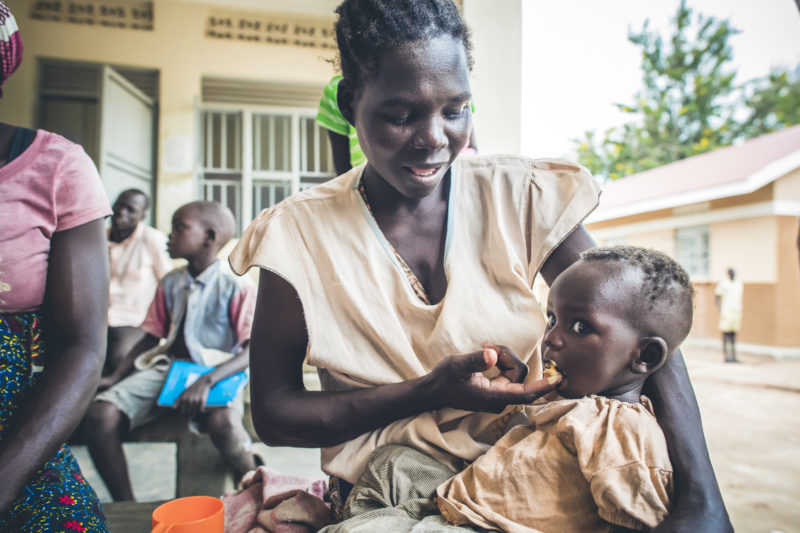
571, 320, 591, 335
444, 106, 467, 119
545, 313, 556, 328
385, 114, 410, 126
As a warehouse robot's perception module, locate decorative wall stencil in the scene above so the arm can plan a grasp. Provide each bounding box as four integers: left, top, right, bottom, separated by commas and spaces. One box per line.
30, 1, 153, 30
205, 10, 335, 50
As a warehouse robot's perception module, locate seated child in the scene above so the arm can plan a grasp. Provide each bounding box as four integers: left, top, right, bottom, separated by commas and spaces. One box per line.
436, 245, 692, 532
81, 201, 257, 501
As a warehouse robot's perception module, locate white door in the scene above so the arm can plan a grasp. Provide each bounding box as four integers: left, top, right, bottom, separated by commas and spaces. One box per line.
98, 66, 155, 221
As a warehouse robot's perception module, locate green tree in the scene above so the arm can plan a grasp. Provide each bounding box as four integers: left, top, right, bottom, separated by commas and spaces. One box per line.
575, 0, 800, 180
738, 66, 800, 139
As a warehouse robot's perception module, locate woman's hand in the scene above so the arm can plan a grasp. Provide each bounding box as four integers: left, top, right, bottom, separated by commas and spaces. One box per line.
483, 343, 530, 384
427, 347, 559, 413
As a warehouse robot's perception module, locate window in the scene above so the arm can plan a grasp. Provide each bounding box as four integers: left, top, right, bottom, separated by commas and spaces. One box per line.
675, 226, 709, 278
199, 107, 335, 233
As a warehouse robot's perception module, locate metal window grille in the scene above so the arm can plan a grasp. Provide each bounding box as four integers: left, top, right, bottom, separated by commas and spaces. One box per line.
198, 106, 335, 233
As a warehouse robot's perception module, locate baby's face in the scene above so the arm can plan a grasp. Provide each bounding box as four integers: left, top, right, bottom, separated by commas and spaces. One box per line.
541, 260, 642, 399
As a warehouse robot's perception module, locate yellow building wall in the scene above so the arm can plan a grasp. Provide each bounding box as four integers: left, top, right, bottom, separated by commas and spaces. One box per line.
774, 167, 800, 199
585, 169, 800, 350
709, 216, 777, 283
1, 0, 528, 232
1, 0, 338, 231
776, 215, 800, 346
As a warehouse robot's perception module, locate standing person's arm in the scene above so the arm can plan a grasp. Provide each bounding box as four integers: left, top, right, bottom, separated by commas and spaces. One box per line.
248, 269, 555, 449
327, 130, 352, 176
541, 226, 732, 533
0, 219, 108, 514
317, 76, 354, 176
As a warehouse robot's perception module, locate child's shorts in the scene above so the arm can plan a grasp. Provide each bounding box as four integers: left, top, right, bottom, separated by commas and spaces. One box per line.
95, 360, 244, 431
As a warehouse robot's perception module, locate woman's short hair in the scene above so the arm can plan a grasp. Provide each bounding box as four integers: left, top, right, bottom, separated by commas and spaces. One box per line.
334, 0, 472, 88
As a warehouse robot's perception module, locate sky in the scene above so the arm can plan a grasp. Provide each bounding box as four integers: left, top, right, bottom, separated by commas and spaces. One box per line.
520, 0, 800, 159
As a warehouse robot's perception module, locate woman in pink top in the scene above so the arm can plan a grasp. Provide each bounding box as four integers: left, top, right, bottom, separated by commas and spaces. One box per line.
0, 2, 111, 530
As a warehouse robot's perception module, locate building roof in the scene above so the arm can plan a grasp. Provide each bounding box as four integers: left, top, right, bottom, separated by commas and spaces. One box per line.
586, 124, 800, 223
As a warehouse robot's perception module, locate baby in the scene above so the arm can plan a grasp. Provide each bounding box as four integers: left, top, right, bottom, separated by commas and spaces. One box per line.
437, 245, 693, 532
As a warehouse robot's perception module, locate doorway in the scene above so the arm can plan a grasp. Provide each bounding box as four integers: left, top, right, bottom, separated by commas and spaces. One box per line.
37, 59, 159, 223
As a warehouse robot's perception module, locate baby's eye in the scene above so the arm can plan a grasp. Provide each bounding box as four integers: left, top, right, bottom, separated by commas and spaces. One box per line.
545, 312, 556, 329
571, 320, 592, 335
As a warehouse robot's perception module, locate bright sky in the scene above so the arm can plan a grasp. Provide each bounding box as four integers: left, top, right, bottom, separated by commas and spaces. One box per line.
520, 0, 800, 159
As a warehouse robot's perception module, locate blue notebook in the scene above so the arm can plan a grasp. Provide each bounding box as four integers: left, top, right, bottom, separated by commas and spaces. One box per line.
157, 360, 248, 408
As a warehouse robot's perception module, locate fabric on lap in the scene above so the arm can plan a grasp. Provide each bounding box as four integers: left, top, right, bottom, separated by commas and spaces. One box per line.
0, 311, 108, 532
320, 445, 478, 533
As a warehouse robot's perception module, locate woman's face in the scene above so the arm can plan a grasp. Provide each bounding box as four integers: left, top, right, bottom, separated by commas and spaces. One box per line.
350, 35, 473, 199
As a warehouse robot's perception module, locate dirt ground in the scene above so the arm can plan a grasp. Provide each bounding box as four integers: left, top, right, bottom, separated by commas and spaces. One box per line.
682, 344, 800, 533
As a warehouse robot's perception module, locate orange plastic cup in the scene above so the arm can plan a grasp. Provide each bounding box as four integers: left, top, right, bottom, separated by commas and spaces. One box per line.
151, 495, 224, 533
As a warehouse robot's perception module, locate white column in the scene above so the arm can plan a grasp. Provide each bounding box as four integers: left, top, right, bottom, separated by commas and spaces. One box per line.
462, 0, 523, 155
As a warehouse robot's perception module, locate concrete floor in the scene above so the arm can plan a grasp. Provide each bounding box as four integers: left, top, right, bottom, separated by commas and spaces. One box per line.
71, 441, 324, 502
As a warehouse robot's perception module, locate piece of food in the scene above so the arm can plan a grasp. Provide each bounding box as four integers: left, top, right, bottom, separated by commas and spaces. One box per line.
542, 359, 563, 380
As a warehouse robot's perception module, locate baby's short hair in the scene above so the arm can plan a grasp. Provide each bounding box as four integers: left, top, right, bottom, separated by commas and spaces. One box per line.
581, 245, 694, 348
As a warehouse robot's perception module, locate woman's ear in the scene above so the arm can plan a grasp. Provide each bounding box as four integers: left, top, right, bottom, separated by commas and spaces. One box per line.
337, 78, 356, 126
630, 337, 669, 375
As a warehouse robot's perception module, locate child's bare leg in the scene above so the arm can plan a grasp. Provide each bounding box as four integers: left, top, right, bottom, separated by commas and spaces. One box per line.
203, 408, 256, 479
83, 400, 135, 501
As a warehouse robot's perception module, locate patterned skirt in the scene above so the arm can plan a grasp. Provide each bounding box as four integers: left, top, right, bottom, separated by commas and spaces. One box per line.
0, 312, 108, 533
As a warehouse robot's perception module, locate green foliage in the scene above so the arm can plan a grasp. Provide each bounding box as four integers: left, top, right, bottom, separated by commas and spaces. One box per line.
738, 66, 800, 139
574, 0, 800, 180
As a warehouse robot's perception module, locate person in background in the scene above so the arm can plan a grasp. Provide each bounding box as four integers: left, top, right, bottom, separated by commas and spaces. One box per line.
0, 2, 110, 530
106, 188, 173, 375
715, 267, 743, 363
82, 201, 257, 502
316, 74, 477, 176
232, 1, 731, 530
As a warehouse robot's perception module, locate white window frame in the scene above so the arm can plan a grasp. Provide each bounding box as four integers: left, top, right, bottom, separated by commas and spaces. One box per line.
197, 102, 334, 232
675, 225, 710, 280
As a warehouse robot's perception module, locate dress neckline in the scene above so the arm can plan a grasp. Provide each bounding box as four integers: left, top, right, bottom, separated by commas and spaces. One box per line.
352, 163, 458, 307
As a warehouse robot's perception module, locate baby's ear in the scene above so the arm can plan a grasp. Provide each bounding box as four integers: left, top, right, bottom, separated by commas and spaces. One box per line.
630, 337, 668, 375
337, 78, 356, 126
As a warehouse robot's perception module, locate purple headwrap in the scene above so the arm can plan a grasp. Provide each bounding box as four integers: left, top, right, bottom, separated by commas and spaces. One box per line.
0, 0, 23, 96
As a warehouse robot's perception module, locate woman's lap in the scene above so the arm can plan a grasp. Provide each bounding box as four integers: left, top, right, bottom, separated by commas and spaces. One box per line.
0, 445, 109, 532
1, 312, 108, 532
322, 445, 478, 533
